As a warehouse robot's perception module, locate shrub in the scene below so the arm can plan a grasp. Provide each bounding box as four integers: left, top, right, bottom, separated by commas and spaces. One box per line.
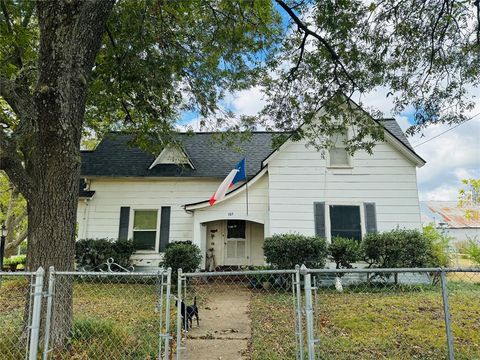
363, 229, 433, 268
422, 223, 451, 267
3, 255, 27, 271
464, 238, 480, 265
328, 236, 362, 270
160, 241, 202, 275
75, 238, 135, 270
263, 233, 328, 269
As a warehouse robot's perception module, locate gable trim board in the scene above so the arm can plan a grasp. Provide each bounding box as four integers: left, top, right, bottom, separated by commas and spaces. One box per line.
184, 167, 268, 211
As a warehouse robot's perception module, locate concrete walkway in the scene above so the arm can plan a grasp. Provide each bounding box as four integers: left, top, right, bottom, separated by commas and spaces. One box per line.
184, 286, 252, 360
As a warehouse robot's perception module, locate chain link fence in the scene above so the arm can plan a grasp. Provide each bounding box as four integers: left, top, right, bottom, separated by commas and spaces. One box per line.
446, 270, 480, 359
0, 269, 43, 360
42, 269, 172, 360
305, 268, 480, 360
175, 268, 302, 360
1, 267, 478, 360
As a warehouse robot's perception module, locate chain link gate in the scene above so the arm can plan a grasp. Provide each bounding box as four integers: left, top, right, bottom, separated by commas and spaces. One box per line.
175, 267, 304, 360
42, 267, 172, 360
303, 267, 480, 360
0, 267, 44, 360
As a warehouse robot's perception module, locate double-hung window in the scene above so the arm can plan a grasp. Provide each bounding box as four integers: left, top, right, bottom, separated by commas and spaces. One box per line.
329, 132, 350, 167
132, 210, 158, 251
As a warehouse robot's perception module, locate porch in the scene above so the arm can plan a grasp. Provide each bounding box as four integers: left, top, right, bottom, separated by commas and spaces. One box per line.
199, 219, 265, 270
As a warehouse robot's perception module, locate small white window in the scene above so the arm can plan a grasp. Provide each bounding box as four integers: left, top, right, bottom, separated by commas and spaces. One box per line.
132, 210, 158, 251
329, 132, 350, 167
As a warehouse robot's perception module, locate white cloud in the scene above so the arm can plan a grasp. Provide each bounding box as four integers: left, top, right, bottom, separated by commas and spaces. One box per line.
228, 86, 266, 116
412, 118, 480, 200
361, 87, 480, 201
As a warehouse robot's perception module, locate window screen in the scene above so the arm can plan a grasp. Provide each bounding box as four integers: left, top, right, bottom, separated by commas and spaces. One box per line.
329, 132, 350, 166
227, 220, 246, 239
329, 205, 362, 241
133, 210, 158, 251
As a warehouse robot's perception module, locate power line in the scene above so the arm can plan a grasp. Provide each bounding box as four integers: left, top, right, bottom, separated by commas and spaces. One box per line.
413, 112, 480, 148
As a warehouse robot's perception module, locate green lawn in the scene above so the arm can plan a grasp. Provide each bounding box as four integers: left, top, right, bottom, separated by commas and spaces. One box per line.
250, 282, 480, 360
1, 276, 479, 360
0, 277, 174, 360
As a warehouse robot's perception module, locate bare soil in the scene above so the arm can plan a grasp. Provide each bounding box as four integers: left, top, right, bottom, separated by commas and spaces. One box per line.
184, 286, 252, 360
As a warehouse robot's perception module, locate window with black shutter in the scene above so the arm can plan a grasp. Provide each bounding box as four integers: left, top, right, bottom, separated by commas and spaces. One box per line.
132, 210, 158, 251
329, 205, 362, 241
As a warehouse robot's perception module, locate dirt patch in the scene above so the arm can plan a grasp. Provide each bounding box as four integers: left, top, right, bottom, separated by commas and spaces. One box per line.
183, 286, 252, 360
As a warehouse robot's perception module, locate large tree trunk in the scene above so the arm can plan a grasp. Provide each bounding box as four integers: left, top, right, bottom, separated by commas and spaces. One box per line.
22, 0, 115, 346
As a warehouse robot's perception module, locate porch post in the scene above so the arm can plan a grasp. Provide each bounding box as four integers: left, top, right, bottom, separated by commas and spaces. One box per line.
192, 216, 207, 269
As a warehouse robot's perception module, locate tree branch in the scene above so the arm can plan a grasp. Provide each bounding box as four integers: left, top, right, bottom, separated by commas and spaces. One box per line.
0, 0, 23, 69
475, 0, 480, 45
0, 76, 35, 125
105, 25, 134, 124
0, 132, 33, 200
275, 0, 357, 89
289, 33, 307, 79
5, 230, 27, 256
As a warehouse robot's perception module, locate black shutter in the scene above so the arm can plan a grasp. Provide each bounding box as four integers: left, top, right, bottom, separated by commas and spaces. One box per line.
159, 206, 171, 252
118, 207, 130, 240
364, 202, 377, 233
314, 202, 326, 238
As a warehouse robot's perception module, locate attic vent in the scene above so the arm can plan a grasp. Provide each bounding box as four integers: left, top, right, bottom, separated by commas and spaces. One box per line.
148, 145, 194, 170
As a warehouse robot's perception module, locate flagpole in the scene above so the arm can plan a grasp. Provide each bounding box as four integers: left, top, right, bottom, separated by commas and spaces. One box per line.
245, 157, 249, 216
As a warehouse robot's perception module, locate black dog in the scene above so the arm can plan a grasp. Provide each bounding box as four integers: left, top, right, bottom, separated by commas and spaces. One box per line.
176, 296, 199, 330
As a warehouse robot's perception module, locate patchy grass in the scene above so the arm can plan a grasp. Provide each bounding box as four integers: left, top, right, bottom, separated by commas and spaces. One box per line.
0, 276, 30, 360
251, 283, 480, 360
1, 275, 479, 360
250, 293, 297, 360
0, 277, 175, 360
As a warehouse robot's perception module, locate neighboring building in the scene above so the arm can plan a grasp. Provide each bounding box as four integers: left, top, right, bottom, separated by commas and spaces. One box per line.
77, 102, 426, 270
420, 201, 480, 245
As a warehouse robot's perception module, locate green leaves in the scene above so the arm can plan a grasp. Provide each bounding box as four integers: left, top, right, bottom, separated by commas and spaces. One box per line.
75, 238, 135, 270
86, 0, 281, 148
160, 241, 202, 276
363, 229, 435, 269
263, 233, 328, 269
328, 236, 362, 270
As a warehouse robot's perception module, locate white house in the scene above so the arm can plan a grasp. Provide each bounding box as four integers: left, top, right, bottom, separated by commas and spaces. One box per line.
77, 104, 425, 270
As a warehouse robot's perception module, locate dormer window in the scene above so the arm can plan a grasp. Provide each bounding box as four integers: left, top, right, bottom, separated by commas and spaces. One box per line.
148, 145, 194, 170
328, 132, 351, 167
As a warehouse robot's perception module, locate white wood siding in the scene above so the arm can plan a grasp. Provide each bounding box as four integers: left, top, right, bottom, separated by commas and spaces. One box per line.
268, 140, 422, 238
77, 179, 220, 242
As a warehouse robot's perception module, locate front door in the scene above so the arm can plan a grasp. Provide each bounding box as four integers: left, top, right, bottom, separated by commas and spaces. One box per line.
225, 220, 248, 266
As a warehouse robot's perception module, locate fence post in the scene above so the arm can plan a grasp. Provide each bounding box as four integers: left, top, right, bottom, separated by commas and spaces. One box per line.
29, 267, 44, 360
303, 267, 316, 360
42, 266, 55, 360
164, 267, 172, 360
176, 268, 183, 360
295, 265, 304, 360
440, 269, 454, 360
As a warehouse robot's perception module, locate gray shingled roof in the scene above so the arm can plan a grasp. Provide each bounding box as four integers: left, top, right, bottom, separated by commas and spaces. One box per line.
378, 118, 415, 152
81, 132, 276, 178
80, 120, 421, 179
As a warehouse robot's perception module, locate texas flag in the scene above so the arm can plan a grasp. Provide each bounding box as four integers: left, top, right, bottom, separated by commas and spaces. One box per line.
209, 158, 246, 206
